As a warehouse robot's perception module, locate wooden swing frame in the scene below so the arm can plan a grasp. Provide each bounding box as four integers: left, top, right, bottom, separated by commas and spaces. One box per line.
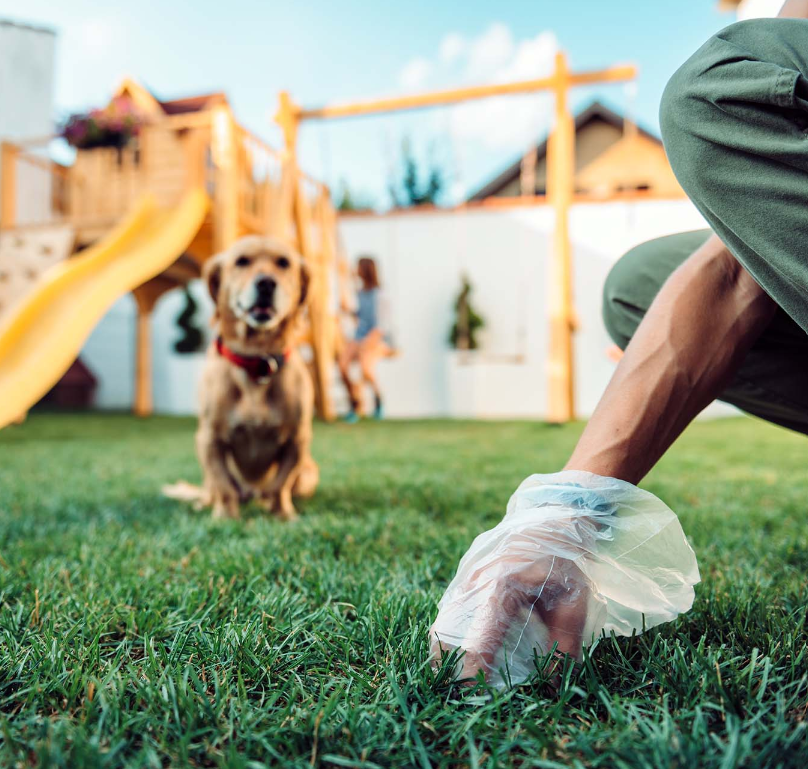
274, 51, 637, 422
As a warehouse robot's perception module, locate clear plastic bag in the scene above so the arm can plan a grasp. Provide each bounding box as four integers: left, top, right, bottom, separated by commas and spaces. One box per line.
430, 470, 700, 688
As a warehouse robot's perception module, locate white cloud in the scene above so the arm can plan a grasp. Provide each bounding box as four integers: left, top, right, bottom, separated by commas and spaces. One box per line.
394, 24, 559, 154
387, 23, 561, 204
466, 23, 515, 79
450, 28, 559, 151
398, 57, 433, 91
439, 32, 466, 64
497, 30, 557, 83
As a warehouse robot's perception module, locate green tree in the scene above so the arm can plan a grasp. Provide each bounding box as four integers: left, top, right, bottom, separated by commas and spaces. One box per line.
389, 137, 444, 208
336, 179, 374, 212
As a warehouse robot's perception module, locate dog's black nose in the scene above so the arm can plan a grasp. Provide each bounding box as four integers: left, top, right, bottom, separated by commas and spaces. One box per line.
255, 276, 276, 297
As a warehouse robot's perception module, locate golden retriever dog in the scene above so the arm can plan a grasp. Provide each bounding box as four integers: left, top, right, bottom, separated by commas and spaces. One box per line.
164, 236, 319, 520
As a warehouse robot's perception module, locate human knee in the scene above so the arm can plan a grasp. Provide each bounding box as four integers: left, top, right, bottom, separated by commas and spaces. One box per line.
660, 19, 788, 174
659, 42, 716, 179
359, 361, 375, 382
602, 244, 654, 349
338, 347, 354, 369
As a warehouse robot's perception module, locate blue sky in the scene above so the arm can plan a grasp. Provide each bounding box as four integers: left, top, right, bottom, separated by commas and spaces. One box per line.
2, 0, 740, 206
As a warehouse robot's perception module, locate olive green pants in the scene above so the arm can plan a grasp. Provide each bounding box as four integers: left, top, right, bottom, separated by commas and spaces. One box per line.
603, 230, 808, 434
602, 18, 808, 435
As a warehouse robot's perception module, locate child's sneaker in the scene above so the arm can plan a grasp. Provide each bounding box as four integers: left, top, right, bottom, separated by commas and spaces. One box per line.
344, 409, 360, 424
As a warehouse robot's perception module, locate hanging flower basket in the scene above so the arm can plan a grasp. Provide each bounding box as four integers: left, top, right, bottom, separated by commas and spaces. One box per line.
61, 96, 147, 151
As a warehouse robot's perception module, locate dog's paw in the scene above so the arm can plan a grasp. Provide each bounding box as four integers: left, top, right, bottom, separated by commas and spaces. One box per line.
293, 459, 319, 499
258, 493, 298, 522
210, 487, 240, 520
278, 508, 299, 523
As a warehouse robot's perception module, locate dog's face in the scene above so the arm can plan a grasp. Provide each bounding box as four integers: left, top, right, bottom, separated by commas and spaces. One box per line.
205, 236, 309, 346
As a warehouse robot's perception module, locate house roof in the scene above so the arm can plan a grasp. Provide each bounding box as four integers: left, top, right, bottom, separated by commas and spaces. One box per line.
113, 77, 229, 117
466, 100, 662, 202
0, 17, 56, 35
159, 92, 228, 115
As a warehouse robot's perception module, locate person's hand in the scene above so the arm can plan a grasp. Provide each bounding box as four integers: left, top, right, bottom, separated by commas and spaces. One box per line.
429, 506, 603, 687
429, 471, 700, 690
430, 482, 613, 686
430, 547, 592, 684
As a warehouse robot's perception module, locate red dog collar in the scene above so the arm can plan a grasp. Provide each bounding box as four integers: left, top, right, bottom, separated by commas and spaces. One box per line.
216, 337, 290, 382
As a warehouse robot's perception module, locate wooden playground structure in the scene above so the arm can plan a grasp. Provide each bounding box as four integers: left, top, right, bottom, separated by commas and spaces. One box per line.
0, 52, 636, 424
0, 80, 344, 420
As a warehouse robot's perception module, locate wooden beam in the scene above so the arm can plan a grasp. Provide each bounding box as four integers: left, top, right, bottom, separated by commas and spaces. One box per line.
183, 128, 206, 191
269, 157, 297, 241
15, 135, 57, 149
297, 64, 637, 121
1, 142, 19, 230
274, 94, 338, 420
211, 105, 239, 252
132, 278, 179, 417
133, 291, 153, 418
275, 91, 301, 151
14, 152, 68, 176
294, 181, 336, 421
547, 52, 577, 424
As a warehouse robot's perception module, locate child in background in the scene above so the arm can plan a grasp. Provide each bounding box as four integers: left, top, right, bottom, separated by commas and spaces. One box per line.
338, 256, 390, 422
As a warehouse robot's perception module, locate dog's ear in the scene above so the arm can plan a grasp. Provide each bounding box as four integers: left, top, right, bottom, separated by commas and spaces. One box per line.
298, 260, 311, 306
204, 254, 224, 304
203, 253, 226, 325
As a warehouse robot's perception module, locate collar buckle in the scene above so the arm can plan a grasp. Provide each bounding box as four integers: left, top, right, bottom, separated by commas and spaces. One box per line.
255, 355, 280, 384
217, 336, 286, 382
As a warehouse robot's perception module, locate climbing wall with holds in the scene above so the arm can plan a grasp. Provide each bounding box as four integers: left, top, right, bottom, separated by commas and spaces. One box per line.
0, 226, 75, 321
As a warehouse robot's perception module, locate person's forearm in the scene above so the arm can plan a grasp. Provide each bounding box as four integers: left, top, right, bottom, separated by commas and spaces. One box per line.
779, 0, 808, 18
565, 236, 776, 484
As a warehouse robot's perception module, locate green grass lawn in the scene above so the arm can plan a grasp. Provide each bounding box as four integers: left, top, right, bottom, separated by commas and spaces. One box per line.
1, 413, 807, 768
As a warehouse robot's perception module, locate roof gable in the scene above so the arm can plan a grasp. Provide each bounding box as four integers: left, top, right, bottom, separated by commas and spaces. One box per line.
467, 100, 663, 201
112, 78, 164, 118
159, 92, 228, 115
111, 78, 230, 118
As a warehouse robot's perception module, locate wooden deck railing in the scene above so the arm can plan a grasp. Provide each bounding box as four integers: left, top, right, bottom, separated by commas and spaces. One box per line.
234, 124, 283, 235
1, 112, 214, 237
0, 109, 339, 262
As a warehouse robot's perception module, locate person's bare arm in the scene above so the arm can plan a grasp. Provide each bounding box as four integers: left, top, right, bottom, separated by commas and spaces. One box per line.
431, 239, 775, 684
572, 0, 808, 484
779, 0, 808, 18
571, 0, 808, 488
565, 236, 776, 484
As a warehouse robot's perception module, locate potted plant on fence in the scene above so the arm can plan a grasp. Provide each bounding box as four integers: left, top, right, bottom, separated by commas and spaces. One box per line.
161, 285, 207, 413
449, 275, 485, 351
173, 286, 205, 355
61, 96, 147, 152
447, 275, 487, 417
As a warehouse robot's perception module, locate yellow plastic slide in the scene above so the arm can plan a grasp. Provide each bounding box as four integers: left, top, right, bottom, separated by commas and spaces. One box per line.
0, 189, 209, 429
